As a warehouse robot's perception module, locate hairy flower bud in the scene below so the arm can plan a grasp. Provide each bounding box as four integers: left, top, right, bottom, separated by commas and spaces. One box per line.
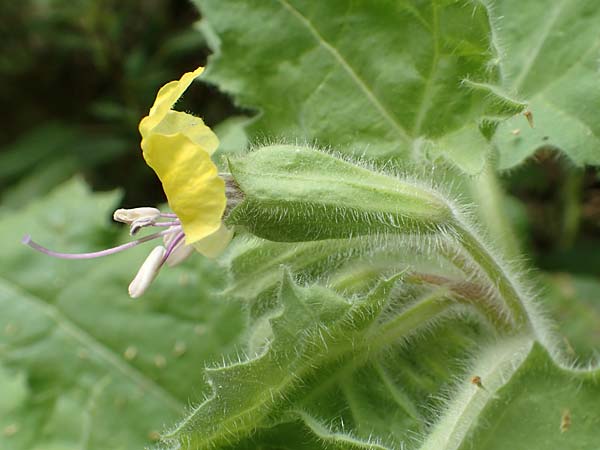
227, 145, 453, 242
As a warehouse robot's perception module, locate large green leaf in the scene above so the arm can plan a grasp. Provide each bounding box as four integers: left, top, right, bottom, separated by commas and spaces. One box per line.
420, 339, 600, 450
0, 179, 244, 449
195, 0, 525, 173
458, 343, 600, 449
165, 272, 397, 448
165, 264, 491, 449
491, 0, 600, 169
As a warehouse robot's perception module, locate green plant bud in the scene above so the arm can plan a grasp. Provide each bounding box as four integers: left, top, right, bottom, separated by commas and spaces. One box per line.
227, 145, 454, 241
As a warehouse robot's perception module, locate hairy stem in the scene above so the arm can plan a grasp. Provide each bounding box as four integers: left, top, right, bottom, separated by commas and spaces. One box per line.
451, 225, 532, 332
406, 272, 511, 332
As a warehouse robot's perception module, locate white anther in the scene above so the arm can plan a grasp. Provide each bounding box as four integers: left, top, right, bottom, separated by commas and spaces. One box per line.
113, 207, 161, 224
130, 217, 156, 235
128, 246, 166, 298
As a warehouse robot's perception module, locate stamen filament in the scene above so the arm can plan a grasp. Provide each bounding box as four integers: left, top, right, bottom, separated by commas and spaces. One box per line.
130, 219, 180, 235
22, 227, 181, 260
162, 231, 186, 265
151, 221, 181, 227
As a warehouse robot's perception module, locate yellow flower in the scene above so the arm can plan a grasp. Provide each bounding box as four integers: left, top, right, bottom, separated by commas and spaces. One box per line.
24, 66, 234, 298
139, 66, 232, 255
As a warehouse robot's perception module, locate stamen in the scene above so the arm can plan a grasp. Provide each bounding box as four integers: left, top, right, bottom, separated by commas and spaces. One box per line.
128, 246, 166, 298
130, 219, 181, 235
21, 227, 181, 260
130, 217, 158, 235
149, 221, 181, 228
113, 207, 161, 224
162, 231, 186, 265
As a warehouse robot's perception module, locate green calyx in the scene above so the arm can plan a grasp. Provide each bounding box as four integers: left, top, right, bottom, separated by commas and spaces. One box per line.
227, 145, 536, 334
227, 145, 453, 241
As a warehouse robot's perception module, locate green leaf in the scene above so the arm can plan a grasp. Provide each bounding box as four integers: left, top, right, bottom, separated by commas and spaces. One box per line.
222, 233, 366, 302
457, 343, 600, 450
165, 271, 389, 448
194, 0, 525, 173
213, 116, 250, 163
421, 339, 600, 450
0, 159, 79, 215
0, 179, 244, 449
221, 313, 487, 450
491, 0, 600, 169
165, 267, 489, 449
419, 336, 533, 450
223, 231, 468, 306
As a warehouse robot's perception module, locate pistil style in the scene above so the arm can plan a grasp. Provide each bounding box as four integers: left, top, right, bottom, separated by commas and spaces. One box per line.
22, 207, 194, 298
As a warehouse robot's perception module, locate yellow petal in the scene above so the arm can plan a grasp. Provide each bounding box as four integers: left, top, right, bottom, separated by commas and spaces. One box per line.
142, 132, 226, 244
192, 222, 234, 258
151, 110, 218, 155
139, 66, 205, 138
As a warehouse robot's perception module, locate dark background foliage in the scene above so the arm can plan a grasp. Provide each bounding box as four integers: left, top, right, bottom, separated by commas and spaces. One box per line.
0, 0, 237, 207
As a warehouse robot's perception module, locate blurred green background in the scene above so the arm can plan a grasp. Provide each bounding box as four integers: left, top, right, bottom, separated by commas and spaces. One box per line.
0, 0, 238, 209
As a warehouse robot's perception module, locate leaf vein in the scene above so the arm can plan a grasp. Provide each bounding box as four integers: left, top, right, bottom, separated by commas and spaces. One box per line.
0, 278, 184, 413
511, 0, 568, 91
276, 0, 412, 143
413, 4, 440, 136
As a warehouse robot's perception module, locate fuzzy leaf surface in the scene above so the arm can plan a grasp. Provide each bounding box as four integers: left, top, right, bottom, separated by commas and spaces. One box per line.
166, 266, 488, 449
456, 343, 600, 450
492, 0, 600, 168
195, 0, 525, 173
0, 179, 244, 450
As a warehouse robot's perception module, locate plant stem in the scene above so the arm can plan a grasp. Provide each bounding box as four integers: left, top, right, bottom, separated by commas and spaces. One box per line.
405, 272, 511, 332
452, 225, 532, 332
